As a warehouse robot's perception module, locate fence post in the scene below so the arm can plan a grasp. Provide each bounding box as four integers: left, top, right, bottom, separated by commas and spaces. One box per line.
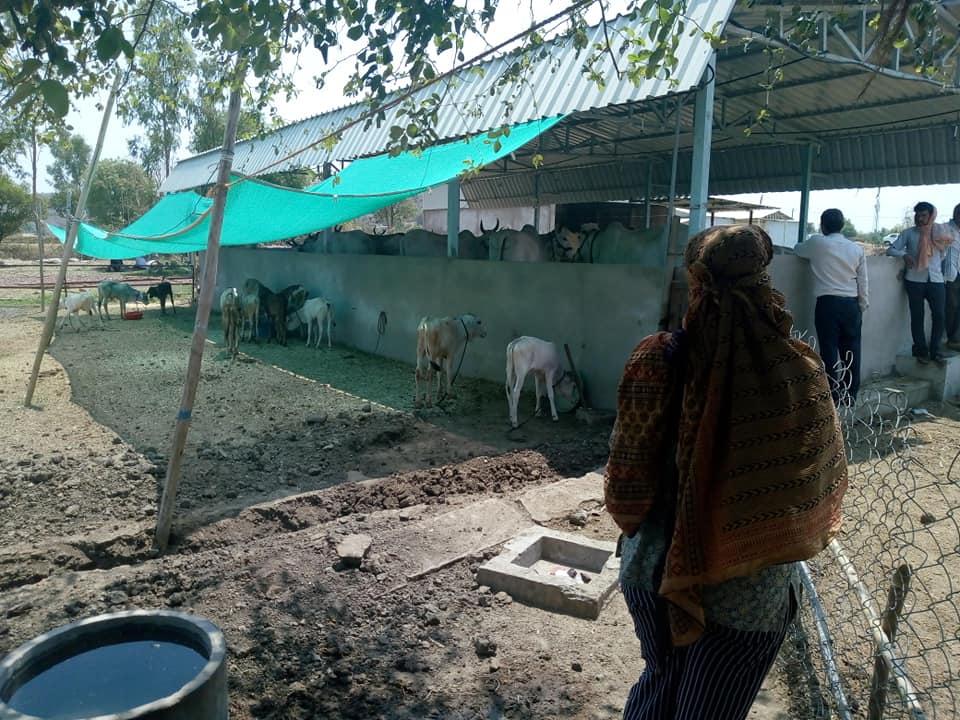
868, 564, 912, 720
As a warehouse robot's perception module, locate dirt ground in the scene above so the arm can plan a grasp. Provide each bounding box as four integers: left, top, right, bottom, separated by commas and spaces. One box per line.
4, 258, 951, 719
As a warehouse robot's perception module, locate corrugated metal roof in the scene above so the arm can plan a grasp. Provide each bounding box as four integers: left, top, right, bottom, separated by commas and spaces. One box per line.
161, 0, 735, 193
163, 1, 960, 203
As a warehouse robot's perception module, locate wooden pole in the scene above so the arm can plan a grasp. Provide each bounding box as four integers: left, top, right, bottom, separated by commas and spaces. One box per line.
24, 72, 122, 408
563, 343, 588, 410
154, 85, 243, 553
31, 127, 46, 312
868, 564, 912, 720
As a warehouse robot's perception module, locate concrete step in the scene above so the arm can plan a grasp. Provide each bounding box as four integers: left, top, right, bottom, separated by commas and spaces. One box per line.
893, 351, 960, 401
849, 376, 931, 420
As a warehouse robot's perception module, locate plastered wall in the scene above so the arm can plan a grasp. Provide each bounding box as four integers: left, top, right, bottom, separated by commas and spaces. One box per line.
213, 248, 914, 410
216, 248, 668, 410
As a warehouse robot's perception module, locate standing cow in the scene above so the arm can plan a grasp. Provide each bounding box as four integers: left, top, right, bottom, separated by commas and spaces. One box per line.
504, 336, 578, 428
414, 313, 486, 407
97, 280, 147, 320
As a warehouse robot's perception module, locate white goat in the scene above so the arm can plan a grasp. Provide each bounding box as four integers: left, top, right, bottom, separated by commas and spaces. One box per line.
505, 336, 578, 428
296, 296, 334, 348
57, 291, 102, 332
220, 288, 242, 357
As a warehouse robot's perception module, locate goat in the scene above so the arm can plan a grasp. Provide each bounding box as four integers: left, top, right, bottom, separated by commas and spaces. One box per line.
146, 281, 175, 314
57, 291, 102, 332
240, 292, 260, 342
281, 284, 310, 338
414, 313, 486, 407
220, 288, 242, 357
505, 336, 578, 428
97, 280, 147, 320
264, 292, 288, 345
289, 296, 335, 348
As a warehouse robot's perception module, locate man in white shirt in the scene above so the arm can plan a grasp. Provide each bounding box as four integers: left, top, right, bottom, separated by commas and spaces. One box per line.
795, 208, 868, 405
942, 203, 960, 350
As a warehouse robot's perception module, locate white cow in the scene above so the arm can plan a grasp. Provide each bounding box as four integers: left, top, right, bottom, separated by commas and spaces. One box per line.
295, 296, 335, 348
415, 313, 486, 407
505, 336, 578, 428
57, 291, 102, 332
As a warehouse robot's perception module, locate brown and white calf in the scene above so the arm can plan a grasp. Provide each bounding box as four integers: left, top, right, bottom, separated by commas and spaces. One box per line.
414, 313, 486, 407
505, 336, 578, 428
57, 291, 102, 332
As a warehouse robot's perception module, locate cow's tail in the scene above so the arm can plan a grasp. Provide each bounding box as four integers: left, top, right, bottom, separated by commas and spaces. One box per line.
504, 341, 516, 401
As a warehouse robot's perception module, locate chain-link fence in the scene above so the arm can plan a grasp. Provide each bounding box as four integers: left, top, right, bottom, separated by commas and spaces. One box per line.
783, 362, 959, 719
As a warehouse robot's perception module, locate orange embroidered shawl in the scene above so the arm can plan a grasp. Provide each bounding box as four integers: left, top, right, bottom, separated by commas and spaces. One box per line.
604, 225, 848, 646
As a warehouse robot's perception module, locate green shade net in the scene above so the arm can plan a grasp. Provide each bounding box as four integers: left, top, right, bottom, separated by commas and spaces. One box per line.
49, 115, 563, 260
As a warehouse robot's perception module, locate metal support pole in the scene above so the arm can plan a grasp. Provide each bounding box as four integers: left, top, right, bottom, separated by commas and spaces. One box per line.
798, 143, 815, 245
688, 53, 716, 235
446, 178, 460, 257
644, 162, 653, 229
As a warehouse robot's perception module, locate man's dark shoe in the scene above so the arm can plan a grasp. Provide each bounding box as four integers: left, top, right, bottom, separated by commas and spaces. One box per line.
932, 353, 947, 366
916, 355, 930, 365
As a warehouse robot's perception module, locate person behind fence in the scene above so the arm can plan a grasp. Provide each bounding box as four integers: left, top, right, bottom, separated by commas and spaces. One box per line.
886, 202, 953, 364
794, 208, 868, 405
605, 224, 848, 720
941, 203, 960, 351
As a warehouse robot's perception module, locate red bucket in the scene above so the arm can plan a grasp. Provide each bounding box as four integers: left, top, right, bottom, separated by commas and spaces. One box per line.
123, 310, 143, 320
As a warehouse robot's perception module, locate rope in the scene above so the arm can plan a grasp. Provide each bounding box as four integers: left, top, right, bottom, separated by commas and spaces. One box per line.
504, 369, 581, 437
374, 310, 387, 354
435, 317, 471, 406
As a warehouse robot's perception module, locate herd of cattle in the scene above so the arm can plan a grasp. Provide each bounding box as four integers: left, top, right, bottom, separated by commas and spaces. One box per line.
217, 278, 577, 426
298, 220, 666, 265
56, 276, 579, 426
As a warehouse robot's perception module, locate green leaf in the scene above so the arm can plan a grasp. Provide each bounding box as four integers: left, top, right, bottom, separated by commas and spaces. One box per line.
38, 80, 69, 117
96, 26, 123, 63
3, 81, 37, 111
347, 25, 363, 41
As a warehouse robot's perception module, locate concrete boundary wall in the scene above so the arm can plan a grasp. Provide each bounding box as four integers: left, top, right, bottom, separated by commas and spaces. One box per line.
216, 249, 666, 410
214, 249, 914, 410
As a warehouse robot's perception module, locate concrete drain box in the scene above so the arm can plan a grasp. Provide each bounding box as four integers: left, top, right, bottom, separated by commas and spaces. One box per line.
476, 527, 620, 619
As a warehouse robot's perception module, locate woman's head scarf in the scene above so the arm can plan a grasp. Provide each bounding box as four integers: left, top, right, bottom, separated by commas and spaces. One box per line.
605, 224, 847, 646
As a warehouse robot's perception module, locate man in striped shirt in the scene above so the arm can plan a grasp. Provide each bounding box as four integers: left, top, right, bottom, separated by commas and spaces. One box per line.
886, 201, 952, 365
795, 208, 868, 405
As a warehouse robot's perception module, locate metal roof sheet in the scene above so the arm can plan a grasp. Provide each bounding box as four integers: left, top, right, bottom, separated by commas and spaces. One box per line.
162, 2, 960, 204
160, 0, 735, 193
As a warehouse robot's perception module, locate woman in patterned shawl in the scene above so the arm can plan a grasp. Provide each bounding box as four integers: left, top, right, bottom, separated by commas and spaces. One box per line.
605, 224, 847, 720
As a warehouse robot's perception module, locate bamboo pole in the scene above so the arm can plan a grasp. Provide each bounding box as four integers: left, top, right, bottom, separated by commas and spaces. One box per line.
869, 564, 912, 720
563, 343, 588, 410
154, 85, 243, 553
24, 72, 122, 408
31, 127, 46, 312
